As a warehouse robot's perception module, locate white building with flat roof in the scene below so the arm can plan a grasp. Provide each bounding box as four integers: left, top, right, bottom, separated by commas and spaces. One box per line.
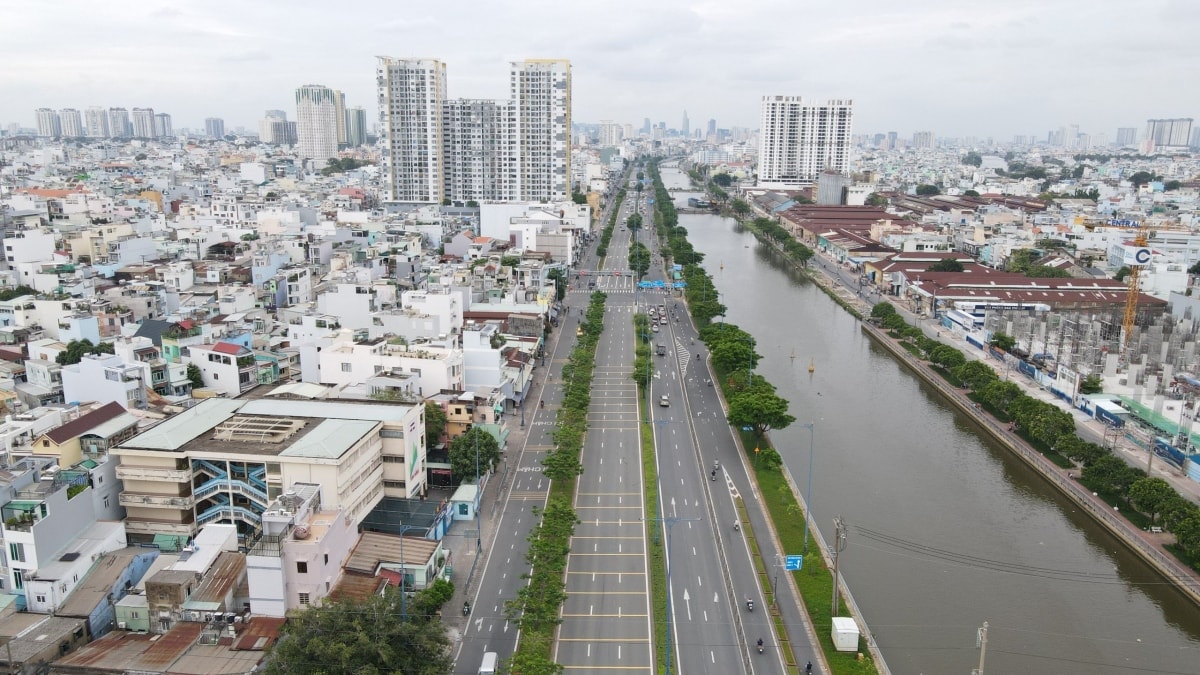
758, 96, 853, 189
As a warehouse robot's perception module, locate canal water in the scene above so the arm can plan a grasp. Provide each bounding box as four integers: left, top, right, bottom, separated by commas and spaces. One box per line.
661, 167, 1200, 674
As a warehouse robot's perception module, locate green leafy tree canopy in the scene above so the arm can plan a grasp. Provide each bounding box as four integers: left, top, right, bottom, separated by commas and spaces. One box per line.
449, 427, 501, 482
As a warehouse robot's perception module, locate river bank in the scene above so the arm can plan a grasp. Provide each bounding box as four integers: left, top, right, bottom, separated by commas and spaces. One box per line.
728, 203, 1200, 608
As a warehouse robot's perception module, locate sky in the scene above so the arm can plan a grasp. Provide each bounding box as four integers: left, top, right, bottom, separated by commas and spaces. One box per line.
3, 0, 1199, 140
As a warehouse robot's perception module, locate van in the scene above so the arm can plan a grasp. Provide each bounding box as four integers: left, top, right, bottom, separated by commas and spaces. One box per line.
478, 651, 498, 674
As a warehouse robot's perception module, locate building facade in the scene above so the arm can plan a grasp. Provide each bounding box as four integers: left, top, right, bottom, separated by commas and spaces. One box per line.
205, 117, 225, 139
130, 108, 155, 139
295, 85, 339, 164
757, 96, 853, 189
511, 59, 572, 202
59, 108, 83, 137
377, 57, 447, 204
443, 99, 514, 203
35, 108, 61, 138
346, 106, 367, 147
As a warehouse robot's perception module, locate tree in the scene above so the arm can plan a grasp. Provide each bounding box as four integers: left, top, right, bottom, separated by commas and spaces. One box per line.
1082, 454, 1142, 497
1129, 477, 1175, 523
989, 332, 1016, 352
952, 360, 998, 390
186, 363, 204, 389
865, 192, 888, 207
730, 199, 751, 217
915, 184, 940, 196
1114, 266, 1132, 282
927, 259, 963, 273
1189, 261, 1200, 276
55, 339, 115, 365
727, 389, 795, 438
571, 191, 587, 205
1078, 374, 1103, 395
962, 151, 982, 167
711, 173, 733, 187
448, 427, 501, 482
424, 402, 447, 451
1164, 180, 1182, 192
710, 340, 758, 375
871, 302, 897, 319
1128, 171, 1159, 188
627, 241, 651, 278
547, 268, 566, 302
626, 213, 643, 230
963, 189, 981, 197
134, 152, 147, 161
264, 587, 454, 675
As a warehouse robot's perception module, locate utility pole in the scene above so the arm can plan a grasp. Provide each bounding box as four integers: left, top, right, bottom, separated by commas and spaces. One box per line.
972, 621, 989, 675
830, 516, 847, 616
645, 516, 700, 675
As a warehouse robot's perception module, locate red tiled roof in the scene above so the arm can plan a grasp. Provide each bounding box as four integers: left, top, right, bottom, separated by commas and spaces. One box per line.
211, 342, 245, 355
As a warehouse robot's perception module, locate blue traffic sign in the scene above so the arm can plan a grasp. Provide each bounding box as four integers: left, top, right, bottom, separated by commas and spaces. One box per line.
785, 555, 804, 571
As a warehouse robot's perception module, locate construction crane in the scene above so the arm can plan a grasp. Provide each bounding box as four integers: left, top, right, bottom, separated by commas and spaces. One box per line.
1121, 222, 1151, 357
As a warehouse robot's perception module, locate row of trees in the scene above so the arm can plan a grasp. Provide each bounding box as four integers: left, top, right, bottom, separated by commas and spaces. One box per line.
506, 290, 606, 673
596, 189, 625, 258
746, 217, 814, 267
872, 301, 1200, 563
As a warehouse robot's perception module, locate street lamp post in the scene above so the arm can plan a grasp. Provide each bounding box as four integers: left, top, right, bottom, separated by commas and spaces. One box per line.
800, 422, 816, 554
646, 516, 699, 675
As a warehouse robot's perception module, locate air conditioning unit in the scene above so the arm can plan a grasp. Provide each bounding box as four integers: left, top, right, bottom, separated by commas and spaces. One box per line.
117, 622, 127, 630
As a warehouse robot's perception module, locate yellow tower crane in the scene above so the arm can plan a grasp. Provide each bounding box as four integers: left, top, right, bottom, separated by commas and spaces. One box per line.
1121, 223, 1151, 354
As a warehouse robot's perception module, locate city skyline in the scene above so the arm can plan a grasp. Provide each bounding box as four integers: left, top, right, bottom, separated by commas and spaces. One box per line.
2, 0, 1198, 137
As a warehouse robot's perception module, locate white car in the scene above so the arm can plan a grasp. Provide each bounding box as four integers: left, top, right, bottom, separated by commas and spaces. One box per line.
659, 394, 670, 407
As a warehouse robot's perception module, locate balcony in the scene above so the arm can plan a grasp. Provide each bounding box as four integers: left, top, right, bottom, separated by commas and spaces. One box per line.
115, 464, 191, 482
119, 492, 193, 509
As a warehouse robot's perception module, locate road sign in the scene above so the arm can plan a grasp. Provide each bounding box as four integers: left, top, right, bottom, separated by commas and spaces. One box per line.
785, 555, 804, 571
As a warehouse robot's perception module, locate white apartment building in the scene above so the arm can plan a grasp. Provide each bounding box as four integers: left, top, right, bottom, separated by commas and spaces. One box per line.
183, 342, 258, 397
757, 96, 853, 189
84, 107, 110, 138
113, 396, 425, 542
377, 57, 447, 204
443, 99, 515, 203
308, 332, 463, 395
346, 106, 367, 147
295, 85, 339, 164
35, 109, 61, 138
109, 108, 133, 138
61, 354, 147, 410
130, 108, 155, 139
511, 59, 572, 202
59, 109, 83, 137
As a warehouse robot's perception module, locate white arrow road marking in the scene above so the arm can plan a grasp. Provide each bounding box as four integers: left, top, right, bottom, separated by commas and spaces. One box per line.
683, 588, 692, 620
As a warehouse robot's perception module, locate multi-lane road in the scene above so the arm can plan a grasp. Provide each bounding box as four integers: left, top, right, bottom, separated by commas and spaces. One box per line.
456, 172, 821, 674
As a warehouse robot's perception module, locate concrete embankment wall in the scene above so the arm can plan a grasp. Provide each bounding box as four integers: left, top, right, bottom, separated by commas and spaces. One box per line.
860, 321, 1200, 606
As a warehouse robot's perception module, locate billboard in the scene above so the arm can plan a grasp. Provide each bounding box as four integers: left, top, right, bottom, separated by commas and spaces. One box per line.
1122, 247, 1152, 266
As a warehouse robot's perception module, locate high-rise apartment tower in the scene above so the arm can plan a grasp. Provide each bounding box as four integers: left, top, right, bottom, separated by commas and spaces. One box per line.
757, 96, 853, 188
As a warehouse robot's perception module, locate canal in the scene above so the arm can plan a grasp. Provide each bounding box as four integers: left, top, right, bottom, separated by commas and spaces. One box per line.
661, 167, 1200, 674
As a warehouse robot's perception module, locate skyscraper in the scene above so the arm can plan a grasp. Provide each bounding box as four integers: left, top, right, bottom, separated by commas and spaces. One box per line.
295, 84, 339, 163
59, 108, 83, 137
259, 110, 295, 145
377, 57, 448, 203
345, 107, 367, 147
1145, 118, 1193, 149
757, 96, 853, 188
643, 118, 652, 135
153, 113, 173, 138
84, 107, 110, 138
510, 59, 571, 201
35, 108, 61, 138
205, 117, 226, 139
707, 118, 717, 137
443, 98, 513, 202
109, 108, 131, 137
333, 90, 348, 147
911, 131, 935, 149
1115, 127, 1137, 147
681, 110, 689, 137
130, 108, 155, 138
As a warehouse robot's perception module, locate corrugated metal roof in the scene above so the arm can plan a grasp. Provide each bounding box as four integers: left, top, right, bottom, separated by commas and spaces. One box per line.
279, 419, 376, 459
122, 398, 243, 451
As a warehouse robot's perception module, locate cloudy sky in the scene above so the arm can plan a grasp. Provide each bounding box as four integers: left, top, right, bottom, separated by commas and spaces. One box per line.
4, 0, 1198, 140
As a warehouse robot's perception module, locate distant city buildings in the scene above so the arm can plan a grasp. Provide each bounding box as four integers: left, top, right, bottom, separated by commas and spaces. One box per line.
294, 84, 339, 164
205, 117, 225, 139
346, 106, 367, 147
757, 96, 853, 189
1145, 118, 1193, 150
35, 108, 60, 138
377, 57, 572, 205
258, 110, 295, 145
1116, 127, 1138, 147
911, 131, 935, 149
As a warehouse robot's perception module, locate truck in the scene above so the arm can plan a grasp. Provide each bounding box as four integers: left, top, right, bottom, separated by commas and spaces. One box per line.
656, 343, 666, 356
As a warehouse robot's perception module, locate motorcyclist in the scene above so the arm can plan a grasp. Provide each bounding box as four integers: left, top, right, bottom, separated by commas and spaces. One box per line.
757, 638, 764, 653
746, 597, 753, 611
733, 520, 740, 532
805, 661, 813, 673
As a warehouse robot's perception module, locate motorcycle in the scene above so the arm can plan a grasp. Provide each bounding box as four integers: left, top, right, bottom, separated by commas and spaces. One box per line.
463, 602, 471, 616
757, 639, 764, 654
746, 598, 754, 612
733, 521, 740, 532
710, 470, 717, 481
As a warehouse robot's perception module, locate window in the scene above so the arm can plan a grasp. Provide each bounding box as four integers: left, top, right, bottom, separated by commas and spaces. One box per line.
298, 593, 310, 605
324, 554, 329, 565
36, 594, 45, 603
296, 561, 308, 574
9, 543, 25, 562
103, 496, 110, 509
341, 363, 352, 372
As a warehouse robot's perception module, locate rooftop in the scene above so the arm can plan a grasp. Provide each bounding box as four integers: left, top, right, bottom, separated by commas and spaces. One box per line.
345, 531, 439, 575
56, 547, 157, 619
